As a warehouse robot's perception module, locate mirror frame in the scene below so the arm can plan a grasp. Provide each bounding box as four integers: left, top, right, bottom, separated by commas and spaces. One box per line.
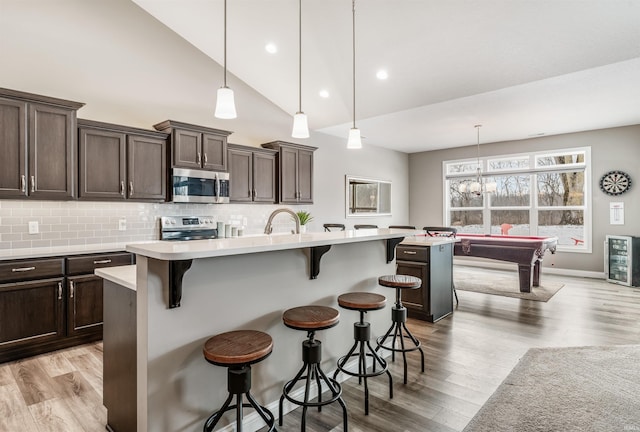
345, 175, 392, 218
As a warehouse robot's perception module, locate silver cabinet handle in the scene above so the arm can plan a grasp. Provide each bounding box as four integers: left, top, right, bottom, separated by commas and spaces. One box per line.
120, 180, 125, 196
12, 266, 36, 272
58, 282, 63, 300
69, 280, 75, 299
403, 250, 417, 255
203, 153, 208, 164
252, 189, 256, 199
129, 181, 134, 196
30, 175, 35, 193
21, 175, 26, 192
197, 152, 201, 165
93, 259, 112, 264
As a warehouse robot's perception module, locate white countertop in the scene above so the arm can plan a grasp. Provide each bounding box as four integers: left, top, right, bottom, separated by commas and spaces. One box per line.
126, 228, 432, 261
400, 234, 459, 247
95, 265, 137, 291
0, 242, 148, 261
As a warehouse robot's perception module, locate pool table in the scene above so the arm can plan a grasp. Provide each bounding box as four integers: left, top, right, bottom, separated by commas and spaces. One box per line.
453, 234, 558, 293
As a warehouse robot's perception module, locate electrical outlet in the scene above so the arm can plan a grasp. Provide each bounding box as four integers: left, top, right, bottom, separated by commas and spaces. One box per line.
28, 221, 39, 234
118, 218, 127, 231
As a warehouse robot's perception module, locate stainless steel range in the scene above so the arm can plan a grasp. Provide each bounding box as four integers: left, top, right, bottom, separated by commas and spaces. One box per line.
160, 216, 218, 241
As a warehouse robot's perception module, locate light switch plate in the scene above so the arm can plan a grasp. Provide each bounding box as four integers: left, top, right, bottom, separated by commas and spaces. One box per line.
118, 218, 127, 231
28, 221, 39, 234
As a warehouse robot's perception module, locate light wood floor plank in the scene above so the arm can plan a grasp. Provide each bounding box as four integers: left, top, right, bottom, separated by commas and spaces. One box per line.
9, 357, 57, 406
0, 383, 39, 432
28, 398, 85, 432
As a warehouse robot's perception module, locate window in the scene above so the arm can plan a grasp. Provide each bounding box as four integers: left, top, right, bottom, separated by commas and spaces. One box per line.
346, 175, 392, 217
444, 147, 591, 252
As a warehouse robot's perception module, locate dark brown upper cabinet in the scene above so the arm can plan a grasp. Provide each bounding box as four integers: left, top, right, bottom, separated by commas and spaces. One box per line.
228, 144, 277, 203
154, 120, 232, 172
261, 141, 317, 204
0, 88, 84, 200
78, 119, 167, 202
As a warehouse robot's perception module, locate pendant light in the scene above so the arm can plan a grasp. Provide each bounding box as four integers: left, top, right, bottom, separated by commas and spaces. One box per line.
346, 0, 362, 149
459, 125, 497, 195
291, 0, 309, 138
214, 0, 237, 119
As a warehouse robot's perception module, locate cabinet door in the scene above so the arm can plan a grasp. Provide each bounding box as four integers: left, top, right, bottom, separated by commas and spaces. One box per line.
67, 275, 103, 338
172, 129, 201, 169
228, 147, 253, 202
253, 151, 277, 203
297, 149, 314, 203
0, 97, 27, 197
202, 133, 227, 171
28, 103, 76, 199
78, 127, 127, 200
396, 260, 430, 320
127, 135, 166, 201
280, 147, 299, 203
0, 278, 65, 354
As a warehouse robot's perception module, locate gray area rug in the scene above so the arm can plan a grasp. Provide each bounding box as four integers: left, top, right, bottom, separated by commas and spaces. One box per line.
463, 345, 640, 432
454, 266, 564, 302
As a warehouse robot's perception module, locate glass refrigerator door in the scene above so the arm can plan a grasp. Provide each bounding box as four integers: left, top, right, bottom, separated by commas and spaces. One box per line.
607, 237, 631, 285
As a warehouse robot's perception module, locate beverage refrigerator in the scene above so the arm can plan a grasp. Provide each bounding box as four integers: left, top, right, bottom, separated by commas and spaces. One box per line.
604, 235, 640, 287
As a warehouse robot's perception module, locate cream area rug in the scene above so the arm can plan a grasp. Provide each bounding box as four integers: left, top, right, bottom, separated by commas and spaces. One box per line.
463, 345, 640, 432
454, 266, 564, 302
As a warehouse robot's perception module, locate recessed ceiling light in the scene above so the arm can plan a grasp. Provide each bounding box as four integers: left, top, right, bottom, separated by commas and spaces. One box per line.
376, 69, 388, 80
319, 89, 330, 98
265, 43, 278, 54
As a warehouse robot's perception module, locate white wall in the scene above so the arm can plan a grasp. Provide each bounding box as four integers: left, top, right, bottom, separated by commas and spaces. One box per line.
0, 0, 409, 251
409, 125, 640, 273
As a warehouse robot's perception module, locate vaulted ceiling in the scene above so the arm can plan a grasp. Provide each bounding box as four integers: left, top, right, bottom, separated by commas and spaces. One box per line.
132, 0, 640, 153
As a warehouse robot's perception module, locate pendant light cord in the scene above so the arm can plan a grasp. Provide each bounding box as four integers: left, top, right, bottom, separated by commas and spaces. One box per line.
223, 0, 228, 87
298, 0, 302, 112
352, 0, 356, 129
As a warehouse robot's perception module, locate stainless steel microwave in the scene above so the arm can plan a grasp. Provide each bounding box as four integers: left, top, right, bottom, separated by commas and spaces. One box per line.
171, 168, 230, 204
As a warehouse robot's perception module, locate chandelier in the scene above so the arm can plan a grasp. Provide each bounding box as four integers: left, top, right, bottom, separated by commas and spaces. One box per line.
458, 125, 496, 195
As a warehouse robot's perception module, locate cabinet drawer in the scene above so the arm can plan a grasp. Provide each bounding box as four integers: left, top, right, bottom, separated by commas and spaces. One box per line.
397, 246, 428, 262
66, 253, 133, 275
0, 258, 65, 283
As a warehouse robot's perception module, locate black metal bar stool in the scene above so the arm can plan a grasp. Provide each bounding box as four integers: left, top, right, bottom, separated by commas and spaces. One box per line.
202, 330, 276, 432
376, 275, 425, 384
279, 305, 348, 431
333, 292, 393, 415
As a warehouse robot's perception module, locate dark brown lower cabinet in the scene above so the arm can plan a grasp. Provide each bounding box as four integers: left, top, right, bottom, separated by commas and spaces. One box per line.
0, 252, 133, 363
396, 243, 454, 322
0, 277, 66, 358
67, 274, 104, 337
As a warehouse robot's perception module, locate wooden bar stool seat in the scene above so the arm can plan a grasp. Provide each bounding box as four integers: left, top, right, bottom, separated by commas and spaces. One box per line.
202, 330, 276, 432
279, 305, 348, 431
282, 305, 340, 331
333, 292, 393, 415
376, 275, 425, 384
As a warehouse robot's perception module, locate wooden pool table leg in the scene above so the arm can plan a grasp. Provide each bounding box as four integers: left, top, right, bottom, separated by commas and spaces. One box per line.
517, 264, 533, 293
532, 260, 542, 287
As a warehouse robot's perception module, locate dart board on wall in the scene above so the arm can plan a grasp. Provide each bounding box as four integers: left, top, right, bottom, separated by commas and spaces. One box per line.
599, 170, 631, 196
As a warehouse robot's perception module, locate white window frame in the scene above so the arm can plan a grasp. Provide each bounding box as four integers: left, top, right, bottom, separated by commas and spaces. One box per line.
443, 146, 592, 253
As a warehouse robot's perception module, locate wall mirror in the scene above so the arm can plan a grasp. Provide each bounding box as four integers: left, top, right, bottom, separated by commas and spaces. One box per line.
346, 175, 392, 217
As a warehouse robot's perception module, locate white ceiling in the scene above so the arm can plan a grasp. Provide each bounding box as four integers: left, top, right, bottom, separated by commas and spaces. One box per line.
131, 0, 640, 153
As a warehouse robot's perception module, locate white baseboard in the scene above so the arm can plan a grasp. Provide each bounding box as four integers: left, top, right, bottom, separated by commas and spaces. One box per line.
453, 258, 605, 280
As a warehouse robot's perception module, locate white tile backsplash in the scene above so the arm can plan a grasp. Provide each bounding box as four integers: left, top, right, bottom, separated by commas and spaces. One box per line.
0, 200, 312, 251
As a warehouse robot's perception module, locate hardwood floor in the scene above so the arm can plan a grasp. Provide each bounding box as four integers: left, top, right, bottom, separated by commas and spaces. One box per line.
2, 271, 639, 431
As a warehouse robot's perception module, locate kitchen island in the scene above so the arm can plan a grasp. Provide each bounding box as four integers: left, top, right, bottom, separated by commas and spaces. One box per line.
98, 229, 455, 432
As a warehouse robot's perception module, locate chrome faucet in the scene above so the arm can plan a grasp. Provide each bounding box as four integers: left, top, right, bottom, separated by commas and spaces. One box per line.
264, 208, 300, 234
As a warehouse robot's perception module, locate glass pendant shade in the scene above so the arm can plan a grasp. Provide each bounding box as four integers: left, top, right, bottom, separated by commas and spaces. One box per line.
347, 127, 362, 149
214, 87, 237, 119
292, 112, 309, 138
